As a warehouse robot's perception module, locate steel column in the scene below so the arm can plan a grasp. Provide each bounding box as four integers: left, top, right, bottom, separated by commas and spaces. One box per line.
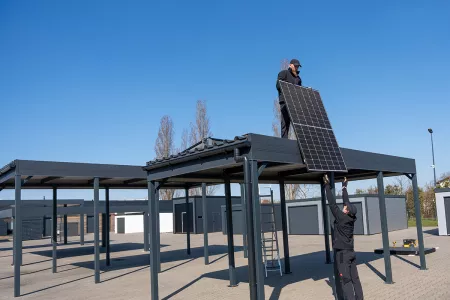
412, 173, 427, 270
63, 204, 68, 244
279, 179, 291, 274
148, 179, 159, 299
80, 213, 85, 245
144, 212, 149, 251
93, 177, 100, 283
52, 187, 57, 273
202, 183, 209, 265
320, 181, 331, 264
102, 213, 106, 247
244, 159, 257, 300
225, 176, 237, 286
329, 172, 344, 300
377, 171, 393, 284
185, 187, 191, 255
251, 161, 265, 300
13, 175, 22, 297
105, 188, 110, 266
155, 185, 161, 272
240, 183, 248, 258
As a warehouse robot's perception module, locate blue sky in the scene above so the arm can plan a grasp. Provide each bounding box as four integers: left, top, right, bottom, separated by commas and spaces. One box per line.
0, 1, 449, 200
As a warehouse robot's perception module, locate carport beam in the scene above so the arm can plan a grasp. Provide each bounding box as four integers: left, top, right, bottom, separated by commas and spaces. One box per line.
63, 204, 68, 244
225, 177, 237, 286
279, 179, 291, 274
251, 161, 265, 300
105, 187, 111, 266
80, 213, 85, 245
244, 159, 257, 300
155, 185, 161, 272
412, 173, 427, 270
52, 187, 58, 273
185, 187, 191, 255
329, 172, 344, 300
13, 175, 22, 297
240, 183, 248, 259
93, 177, 100, 283
202, 183, 209, 265
148, 179, 159, 299
377, 171, 393, 284
320, 181, 331, 264
144, 212, 149, 251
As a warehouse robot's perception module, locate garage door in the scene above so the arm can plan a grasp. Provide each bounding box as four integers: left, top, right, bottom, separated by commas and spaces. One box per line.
288, 205, 319, 235
445, 197, 450, 235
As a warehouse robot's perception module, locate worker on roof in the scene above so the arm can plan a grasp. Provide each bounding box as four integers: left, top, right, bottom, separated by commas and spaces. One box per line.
323, 175, 364, 300
275, 58, 302, 138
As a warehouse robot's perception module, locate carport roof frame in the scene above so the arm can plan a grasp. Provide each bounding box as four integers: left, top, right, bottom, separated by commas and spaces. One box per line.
0, 160, 147, 189
143, 133, 417, 187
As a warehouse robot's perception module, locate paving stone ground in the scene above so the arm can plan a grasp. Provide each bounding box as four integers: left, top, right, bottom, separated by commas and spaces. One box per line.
0, 227, 449, 300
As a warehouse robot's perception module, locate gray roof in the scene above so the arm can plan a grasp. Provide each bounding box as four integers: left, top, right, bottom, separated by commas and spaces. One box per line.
146, 136, 249, 168
0, 160, 147, 189
144, 133, 417, 187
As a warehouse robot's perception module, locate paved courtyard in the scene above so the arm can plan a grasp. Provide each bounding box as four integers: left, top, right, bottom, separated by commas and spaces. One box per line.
1, 227, 449, 300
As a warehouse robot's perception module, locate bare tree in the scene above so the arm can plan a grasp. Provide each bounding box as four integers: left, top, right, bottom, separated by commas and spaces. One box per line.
273, 59, 315, 200
154, 115, 177, 200
188, 100, 218, 196
393, 176, 410, 194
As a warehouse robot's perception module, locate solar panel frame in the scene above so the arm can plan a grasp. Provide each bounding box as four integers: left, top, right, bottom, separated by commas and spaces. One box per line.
278, 81, 348, 172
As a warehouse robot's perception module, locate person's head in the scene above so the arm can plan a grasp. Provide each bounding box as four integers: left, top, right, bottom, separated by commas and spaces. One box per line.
289, 58, 301, 74
343, 204, 357, 216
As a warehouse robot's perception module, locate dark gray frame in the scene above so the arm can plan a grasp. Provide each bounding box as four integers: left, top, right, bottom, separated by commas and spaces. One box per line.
0, 160, 148, 298
143, 133, 427, 300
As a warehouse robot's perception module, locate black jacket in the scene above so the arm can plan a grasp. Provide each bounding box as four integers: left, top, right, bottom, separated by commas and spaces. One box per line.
325, 185, 357, 250
276, 67, 302, 102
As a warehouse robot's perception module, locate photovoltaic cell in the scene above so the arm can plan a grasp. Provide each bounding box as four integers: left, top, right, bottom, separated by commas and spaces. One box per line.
278, 81, 347, 172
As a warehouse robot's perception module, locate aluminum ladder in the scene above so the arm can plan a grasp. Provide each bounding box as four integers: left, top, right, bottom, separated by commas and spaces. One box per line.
260, 187, 282, 277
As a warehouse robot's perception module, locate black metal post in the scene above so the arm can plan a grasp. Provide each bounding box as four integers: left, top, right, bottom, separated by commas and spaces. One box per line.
105, 187, 110, 266
412, 173, 427, 270
52, 187, 57, 273
377, 172, 393, 284
329, 172, 344, 300
14, 175, 22, 297
101, 213, 106, 248
202, 183, 209, 265
240, 183, 248, 258
251, 161, 265, 300
80, 213, 84, 245
279, 179, 291, 274
244, 159, 257, 300
320, 181, 331, 264
225, 176, 237, 286
185, 187, 191, 255
155, 184, 161, 273
144, 212, 149, 251
93, 177, 100, 283
63, 204, 68, 244
148, 178, 159, 299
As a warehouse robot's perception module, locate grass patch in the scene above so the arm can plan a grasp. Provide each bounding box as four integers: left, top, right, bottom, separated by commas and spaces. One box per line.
408, 218, 438, 227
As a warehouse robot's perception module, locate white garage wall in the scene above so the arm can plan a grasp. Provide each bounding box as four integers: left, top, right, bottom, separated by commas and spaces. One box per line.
115, 213, 173, 234
159, 213, 173, 233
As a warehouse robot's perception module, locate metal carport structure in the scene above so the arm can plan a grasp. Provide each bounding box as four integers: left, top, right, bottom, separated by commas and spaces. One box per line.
143, 133, 427, 300
0, 159, 153, 297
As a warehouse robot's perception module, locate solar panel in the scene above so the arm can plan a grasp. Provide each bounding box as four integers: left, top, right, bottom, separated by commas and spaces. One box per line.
278, 81, 347, 172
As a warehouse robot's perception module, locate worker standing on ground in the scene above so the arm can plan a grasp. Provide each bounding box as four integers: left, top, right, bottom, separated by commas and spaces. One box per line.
275, 58, 302, 138
323, 175, 364, 300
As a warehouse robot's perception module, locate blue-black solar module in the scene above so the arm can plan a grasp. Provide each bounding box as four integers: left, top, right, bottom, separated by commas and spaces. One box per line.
278, 81, 347, 172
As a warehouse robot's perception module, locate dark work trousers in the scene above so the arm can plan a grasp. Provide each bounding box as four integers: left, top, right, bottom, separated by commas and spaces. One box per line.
280, 103, 291, 139
335, 249, 364, 300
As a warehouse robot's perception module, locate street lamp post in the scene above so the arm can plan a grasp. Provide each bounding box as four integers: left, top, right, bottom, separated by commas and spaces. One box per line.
428, 128, 437, 186
428, 128, 438, 221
